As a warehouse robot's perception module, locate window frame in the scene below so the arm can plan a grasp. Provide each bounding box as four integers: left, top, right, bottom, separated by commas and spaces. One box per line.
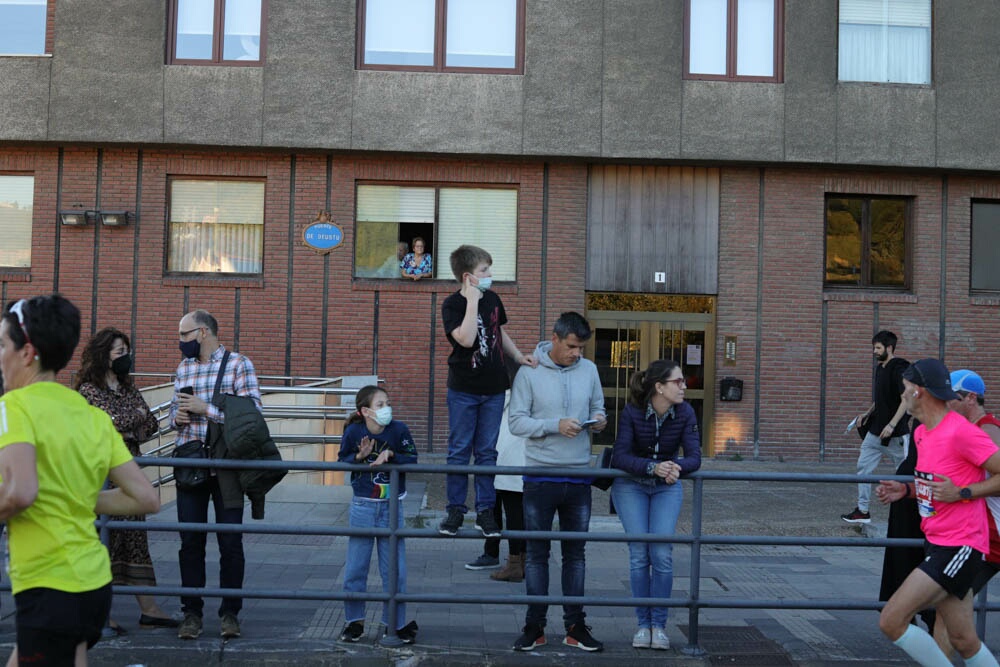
823, 193, 912, 291
0, 0, 54, 56
683, 0, 784, 83
970, 199, 1000, 294
356, 0, 526, 74
837, 0, 933, 85
165, 176, 267, 277
0, 172, 34, 271
167, 0, 267, 67
353, 180, 520, 282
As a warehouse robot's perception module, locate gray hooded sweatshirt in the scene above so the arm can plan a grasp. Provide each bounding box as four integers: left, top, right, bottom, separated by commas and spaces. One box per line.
508, 340, 606, 469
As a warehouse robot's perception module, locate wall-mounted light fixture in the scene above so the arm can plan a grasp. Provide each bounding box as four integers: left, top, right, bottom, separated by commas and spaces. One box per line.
59, 210, 90, 226
99, 211, 129, 226
58, 209, 132, 226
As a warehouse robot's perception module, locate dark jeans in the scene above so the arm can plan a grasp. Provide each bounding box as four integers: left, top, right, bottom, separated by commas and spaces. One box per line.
523, 481, 592, 629
177, 477, 245, 617
484, 489, 526, 558
445, 389, 504, 513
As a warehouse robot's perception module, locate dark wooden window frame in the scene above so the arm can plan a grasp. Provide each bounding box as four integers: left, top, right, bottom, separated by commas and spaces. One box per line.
356, 0, 525, 74
164, 175, 267, 278
823, 193, 913, 291
353, 180, 521, 281
683, 0, 784, 83
167, 0, 267, 66
970, 199, 1000, 294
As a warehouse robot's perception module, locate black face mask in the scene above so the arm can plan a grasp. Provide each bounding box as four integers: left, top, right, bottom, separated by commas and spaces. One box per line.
179, 338, 200, 360
111, 354, 132, 377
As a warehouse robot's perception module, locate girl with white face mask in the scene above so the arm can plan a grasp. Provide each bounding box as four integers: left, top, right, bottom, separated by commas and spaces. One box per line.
337, 385, 420, 644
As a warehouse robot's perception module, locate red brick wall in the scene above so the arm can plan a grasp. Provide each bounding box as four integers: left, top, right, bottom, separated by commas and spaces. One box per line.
6, 145, 1000, 461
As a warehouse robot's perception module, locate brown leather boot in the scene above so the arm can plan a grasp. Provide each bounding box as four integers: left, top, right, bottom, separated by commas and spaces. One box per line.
491, 553, 524, 582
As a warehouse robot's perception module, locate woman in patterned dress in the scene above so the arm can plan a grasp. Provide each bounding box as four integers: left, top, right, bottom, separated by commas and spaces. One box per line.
400, 237, 433, 280
76, 327, 178, 631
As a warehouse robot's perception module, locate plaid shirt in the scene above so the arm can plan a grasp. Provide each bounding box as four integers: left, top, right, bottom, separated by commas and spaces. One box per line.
169, 344, 262, 444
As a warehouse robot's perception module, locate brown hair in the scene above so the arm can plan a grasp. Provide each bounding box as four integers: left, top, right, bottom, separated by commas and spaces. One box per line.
449, 245, 492, 281
628, 359, 681, 408
346, 385, 387, 426
75, 327, 132, 390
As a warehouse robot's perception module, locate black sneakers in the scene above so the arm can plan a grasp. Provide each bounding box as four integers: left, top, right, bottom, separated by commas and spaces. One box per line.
841, 507, 871, 524
465, 553, 501, 570
564, 624, 604, 652
438, 508, 464, 535
390, 620, 419, 644
475, 509, 501, 538
339, 621, 364, 642
512, 624, 546, 651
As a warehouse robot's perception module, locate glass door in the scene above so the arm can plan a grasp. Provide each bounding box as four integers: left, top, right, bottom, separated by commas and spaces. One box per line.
586, 308, 715, 455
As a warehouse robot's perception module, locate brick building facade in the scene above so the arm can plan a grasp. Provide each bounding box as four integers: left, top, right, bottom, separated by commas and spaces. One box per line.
2, 1, 999, 461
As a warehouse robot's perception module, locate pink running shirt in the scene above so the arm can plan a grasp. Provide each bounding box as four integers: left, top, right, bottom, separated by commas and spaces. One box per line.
914, 411, 998, 553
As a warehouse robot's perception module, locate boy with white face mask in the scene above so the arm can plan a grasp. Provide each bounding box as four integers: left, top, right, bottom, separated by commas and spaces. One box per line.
438, 245, 536, 543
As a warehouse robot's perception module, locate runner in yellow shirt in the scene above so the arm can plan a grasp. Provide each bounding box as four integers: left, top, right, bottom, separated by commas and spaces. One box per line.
0, 295, 159, 666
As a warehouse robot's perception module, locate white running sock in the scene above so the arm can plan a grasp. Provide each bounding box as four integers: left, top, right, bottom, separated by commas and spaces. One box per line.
965, 642, 1000, 667
893, 624, 953, 667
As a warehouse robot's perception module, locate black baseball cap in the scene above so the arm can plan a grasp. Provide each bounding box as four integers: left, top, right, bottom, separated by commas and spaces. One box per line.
902, 358, 959, 401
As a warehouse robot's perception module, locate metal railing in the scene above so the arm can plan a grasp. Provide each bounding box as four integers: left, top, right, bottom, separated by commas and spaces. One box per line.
102, 457, 999, 654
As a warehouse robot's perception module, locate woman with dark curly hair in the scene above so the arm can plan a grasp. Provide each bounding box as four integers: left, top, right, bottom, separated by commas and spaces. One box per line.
76, 327, 178, 631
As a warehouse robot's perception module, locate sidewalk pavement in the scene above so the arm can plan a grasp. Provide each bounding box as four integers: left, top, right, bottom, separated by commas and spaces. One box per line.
4, 457, 999, 665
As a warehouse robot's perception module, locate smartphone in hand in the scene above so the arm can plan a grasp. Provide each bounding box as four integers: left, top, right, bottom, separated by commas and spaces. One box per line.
580, 419, 600, 428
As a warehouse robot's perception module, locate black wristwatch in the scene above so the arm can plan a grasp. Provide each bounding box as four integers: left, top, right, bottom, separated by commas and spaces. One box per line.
960, 487, 973, 501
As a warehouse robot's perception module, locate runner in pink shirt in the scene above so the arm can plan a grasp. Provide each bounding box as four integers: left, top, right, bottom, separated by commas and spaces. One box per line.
876, 359, 1000, 667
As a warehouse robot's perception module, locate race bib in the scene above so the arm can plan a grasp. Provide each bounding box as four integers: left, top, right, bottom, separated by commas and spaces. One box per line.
914, 470, 935, 518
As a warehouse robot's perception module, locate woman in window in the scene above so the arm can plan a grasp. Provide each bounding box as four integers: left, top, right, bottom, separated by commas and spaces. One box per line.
611, 359, 701, 651
75, 327, 179, 633
400, 237, 433, 280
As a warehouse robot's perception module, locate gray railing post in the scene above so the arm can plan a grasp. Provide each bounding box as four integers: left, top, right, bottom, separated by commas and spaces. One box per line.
380, 467, 404, 647
681, 475, 707, 657
977, 584, 989, 639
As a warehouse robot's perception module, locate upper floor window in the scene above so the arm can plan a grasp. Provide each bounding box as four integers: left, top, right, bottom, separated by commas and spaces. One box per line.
169, 0, 265, 65
971, 201, 1000, 293
0, 175, 33, 269
358, 0, 524, 73
839, 0, 931, 84
167, 179, 265, 275
0, 0, 47, 55
684, 0, 783, 82
825, 195, 909, 289
355, 184, 518, 280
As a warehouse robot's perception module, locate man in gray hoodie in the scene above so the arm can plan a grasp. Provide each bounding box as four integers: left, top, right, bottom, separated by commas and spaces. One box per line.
508, 311, 607, 653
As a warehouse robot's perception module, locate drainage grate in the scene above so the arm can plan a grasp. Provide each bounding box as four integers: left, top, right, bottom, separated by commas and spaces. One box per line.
679, 625, 796, 666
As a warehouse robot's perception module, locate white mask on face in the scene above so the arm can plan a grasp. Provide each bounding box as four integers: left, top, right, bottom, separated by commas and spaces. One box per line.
373, 406, 392, 426
476, 276, 493, 292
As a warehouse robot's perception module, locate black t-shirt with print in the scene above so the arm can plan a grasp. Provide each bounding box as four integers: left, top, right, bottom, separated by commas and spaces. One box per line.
441, 289, 509, 395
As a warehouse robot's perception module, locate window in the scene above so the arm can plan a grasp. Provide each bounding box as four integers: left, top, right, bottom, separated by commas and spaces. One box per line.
169, 0, 265, 65
0, 0, 47, 55
168, 179, 265, 275
358, 0, 524, 73
684, 0, 783, 82
0, 175, 33, 268
825, 195, 909, 288
971, 201, 1000, 292
355, 184, 518, 280
839, 0, 931, 84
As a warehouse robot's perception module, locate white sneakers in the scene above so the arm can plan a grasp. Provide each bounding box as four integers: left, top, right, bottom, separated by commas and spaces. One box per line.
633, 627, 670, 650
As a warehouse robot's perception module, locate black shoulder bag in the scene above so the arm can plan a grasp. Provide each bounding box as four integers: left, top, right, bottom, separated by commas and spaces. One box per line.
172, 351, 231, 491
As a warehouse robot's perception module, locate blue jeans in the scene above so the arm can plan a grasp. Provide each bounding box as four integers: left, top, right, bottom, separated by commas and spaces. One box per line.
176, 477, 245, 617
611, 477, 683, 628
343, 498, 407, 629
523, 481, 592, 629
446, 389, 504, 513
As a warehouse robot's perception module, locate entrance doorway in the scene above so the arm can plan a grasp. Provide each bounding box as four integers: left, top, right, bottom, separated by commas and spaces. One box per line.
585, 293, 716, 456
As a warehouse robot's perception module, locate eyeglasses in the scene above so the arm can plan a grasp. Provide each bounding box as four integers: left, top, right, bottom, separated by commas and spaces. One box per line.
179, 327, 204, 339
8, 299, 30, 345
663, 377, 686, 388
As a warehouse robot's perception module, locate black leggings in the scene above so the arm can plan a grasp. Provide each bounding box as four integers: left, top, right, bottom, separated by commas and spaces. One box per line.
484, 489, 525, 557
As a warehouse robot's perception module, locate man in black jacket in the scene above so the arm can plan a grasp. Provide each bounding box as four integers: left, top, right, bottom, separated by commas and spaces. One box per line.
842, 330, 910, 524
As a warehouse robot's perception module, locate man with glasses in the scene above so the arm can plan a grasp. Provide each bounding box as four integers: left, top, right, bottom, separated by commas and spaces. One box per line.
508, 312, 607, 652
843, 330, 910, 524
170, 309, 262, 641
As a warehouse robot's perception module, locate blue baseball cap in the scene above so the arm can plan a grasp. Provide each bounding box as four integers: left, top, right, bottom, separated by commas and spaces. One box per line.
950, 369, 986, 397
